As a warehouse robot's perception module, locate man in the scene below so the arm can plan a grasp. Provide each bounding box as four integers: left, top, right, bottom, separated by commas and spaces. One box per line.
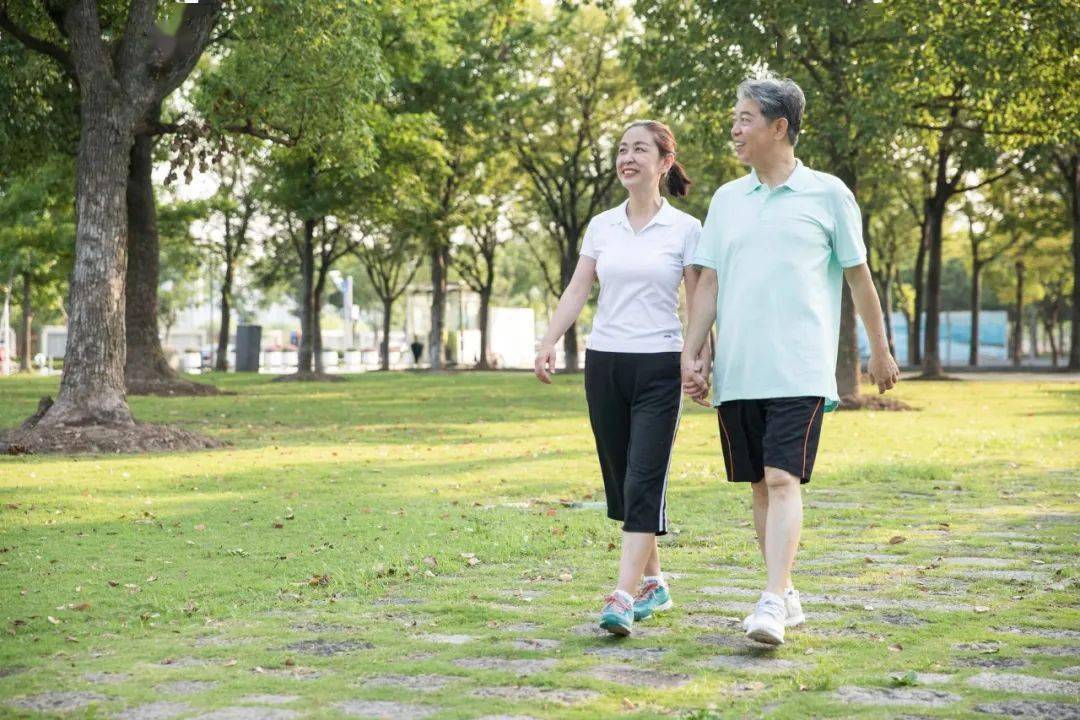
682, 77, 899, 645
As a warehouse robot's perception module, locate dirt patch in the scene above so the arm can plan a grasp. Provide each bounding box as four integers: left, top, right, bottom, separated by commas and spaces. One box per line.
470, 686, 598, 705
0, 398, 224, 454
836, 394, 916, 411
832, 686, 960, 707
967, 672, 1080, 695
273, 372, 347, 383
453, 658, 558, 676
126, 377, 229, 397
6, 691, 112, 713
974, 700, 1080, 719
583, 665, 691, 688
282, 639, 373, 656
333, 700, 436, 719
364, 674, 459, 691
154, 680, 220, 695
114, 701, 195, 720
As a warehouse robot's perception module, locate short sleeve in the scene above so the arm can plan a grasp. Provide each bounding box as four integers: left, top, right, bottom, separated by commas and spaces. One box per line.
681, 219, 702, 267
690, 192, 722, 270
579, 220, 599, 258
831, 185, 867, 268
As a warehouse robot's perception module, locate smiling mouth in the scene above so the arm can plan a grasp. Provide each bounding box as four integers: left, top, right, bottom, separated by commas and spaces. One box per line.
620, 168, 639, 177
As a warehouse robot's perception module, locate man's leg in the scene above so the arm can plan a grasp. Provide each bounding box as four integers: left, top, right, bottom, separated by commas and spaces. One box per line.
762, 466, 803, 596
751, 479, 768, 560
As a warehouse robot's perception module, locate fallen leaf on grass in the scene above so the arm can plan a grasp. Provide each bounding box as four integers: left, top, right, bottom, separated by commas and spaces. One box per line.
46, 616, 60, 625
888, 643, 903, 652
308, 574, 331, 587
973, 605, 990, 613
888, 536, 906, 545
194, 524, 206, 531
423, 556, 437, 568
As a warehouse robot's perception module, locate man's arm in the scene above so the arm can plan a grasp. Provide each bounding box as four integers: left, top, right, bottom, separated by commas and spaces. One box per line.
681, 267, 718, 404
843, 263, 899, 393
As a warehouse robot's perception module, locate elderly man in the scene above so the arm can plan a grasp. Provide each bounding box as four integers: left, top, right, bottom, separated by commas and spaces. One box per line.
682, 77, 900, 645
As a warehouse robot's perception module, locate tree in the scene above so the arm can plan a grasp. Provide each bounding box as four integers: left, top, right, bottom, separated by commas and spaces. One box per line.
451, 155, 519, 369
510, 5, 639, 371
1049, 149, 1080, 369
635, 0, 905, 405
392, 0, 534, 370
890, 0, 1077, 378
0, 0, 221, 446
0, 155, 74, 371
197, 153, 259, 372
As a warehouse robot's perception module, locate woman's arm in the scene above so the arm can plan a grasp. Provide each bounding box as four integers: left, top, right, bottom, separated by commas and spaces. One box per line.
534, 255, 597, 383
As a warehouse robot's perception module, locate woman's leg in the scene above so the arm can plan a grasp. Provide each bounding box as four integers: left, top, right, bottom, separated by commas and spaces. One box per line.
642, 536, 661, 577
616, 531, 656, 595
751, 478, 768, 561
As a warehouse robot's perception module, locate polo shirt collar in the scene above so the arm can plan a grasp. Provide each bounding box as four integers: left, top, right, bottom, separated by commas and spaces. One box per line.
613, 197, 677, 231
745, 159, 811, 194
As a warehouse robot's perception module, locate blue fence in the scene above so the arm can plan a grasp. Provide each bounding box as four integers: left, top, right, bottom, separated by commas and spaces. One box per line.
859, 311, 1009, 365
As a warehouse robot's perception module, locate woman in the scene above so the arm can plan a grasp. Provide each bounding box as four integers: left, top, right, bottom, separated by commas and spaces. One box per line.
534, 120, 705, 635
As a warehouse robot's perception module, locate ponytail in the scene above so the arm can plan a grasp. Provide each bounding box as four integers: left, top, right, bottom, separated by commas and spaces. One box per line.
624, 119, 694, 198
665, 160, 692, 197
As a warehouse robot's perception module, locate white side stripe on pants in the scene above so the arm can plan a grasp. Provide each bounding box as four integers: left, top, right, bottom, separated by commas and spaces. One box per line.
657, 389, 684, 533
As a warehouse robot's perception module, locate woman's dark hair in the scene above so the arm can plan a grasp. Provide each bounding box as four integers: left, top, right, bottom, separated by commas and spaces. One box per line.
623, 120, 693, 197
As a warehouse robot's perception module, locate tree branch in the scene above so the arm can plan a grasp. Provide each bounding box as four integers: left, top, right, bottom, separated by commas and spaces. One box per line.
0, 6, 74, 76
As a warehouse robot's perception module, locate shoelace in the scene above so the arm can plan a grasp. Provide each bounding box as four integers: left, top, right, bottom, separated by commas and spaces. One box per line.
634, 581, 660, 602
755, 595, 786, 622
604, 594, 633, 613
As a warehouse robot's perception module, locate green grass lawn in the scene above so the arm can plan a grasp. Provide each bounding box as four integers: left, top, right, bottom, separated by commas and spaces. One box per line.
0, 372, 1077, 719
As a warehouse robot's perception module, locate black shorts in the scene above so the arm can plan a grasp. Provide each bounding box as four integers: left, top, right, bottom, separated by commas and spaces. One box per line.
716, 397, 825, 484
584, 350, 682, 535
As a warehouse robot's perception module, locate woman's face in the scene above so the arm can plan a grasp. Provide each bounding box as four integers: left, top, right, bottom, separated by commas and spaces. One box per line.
616, 125, 672, 192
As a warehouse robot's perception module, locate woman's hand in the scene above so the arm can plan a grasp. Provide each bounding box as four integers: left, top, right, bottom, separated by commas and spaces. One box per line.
534, 344, 557, 384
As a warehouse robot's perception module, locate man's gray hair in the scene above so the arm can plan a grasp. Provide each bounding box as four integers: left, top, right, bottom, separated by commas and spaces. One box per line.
737, 77, 805, 146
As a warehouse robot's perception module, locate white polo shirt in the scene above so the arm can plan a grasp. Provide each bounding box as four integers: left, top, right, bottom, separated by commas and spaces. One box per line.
580, 198, 701, 353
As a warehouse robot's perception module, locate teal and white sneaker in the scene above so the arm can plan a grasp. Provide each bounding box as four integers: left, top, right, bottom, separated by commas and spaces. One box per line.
599, 593, 634, 636
633, 580, 673, 621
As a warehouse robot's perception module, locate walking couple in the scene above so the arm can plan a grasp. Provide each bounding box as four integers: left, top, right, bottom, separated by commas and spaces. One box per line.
533, 77, 899, 645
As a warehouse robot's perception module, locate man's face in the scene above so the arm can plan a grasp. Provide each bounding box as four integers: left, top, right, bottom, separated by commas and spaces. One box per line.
730, 97, 781, 165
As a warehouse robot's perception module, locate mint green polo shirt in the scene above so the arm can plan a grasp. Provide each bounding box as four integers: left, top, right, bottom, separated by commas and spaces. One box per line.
691, 160, 867, 412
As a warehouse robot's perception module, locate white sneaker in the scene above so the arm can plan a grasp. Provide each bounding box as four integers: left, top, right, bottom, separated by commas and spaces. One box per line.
783, 587, 805, 627
743, 587, 804, 629
745, 591, 786, 645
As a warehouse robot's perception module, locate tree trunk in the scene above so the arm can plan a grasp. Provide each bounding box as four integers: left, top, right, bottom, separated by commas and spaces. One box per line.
1067, 153, 1080, 370
313, 279, 325, 374
428, 241, 447, 370
381, 297, 392, 371
1030, 312, 1039, 360
561, 251, 580, 372
19, 272, 32, 372
921, 198, 946, 378
910, 216, 928, 366
969, 264, 981, 367
215, 260, 234, 372
297, 219, 316, 374
1012, 261, 1024, 367
477, 289, 491, 370
836, 283, 861, 399
1046, 312, 1059, 368
36, 89, 136, 427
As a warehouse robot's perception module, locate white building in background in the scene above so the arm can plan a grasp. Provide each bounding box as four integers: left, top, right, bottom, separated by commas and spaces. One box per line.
28, 277, 538, 375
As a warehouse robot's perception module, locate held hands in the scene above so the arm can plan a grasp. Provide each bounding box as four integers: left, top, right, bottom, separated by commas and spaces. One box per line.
534, 343, 557, 384
867, 350, 900, 393
681, 346, 712, 407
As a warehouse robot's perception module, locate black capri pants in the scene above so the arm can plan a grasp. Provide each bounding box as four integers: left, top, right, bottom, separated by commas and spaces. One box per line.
584, 349, 683, 535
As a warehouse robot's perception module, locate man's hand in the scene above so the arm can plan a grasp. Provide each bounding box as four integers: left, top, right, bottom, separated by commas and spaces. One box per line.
681, 351, 710, 407
534, 344, 556, 384
867, 350, 900, 393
